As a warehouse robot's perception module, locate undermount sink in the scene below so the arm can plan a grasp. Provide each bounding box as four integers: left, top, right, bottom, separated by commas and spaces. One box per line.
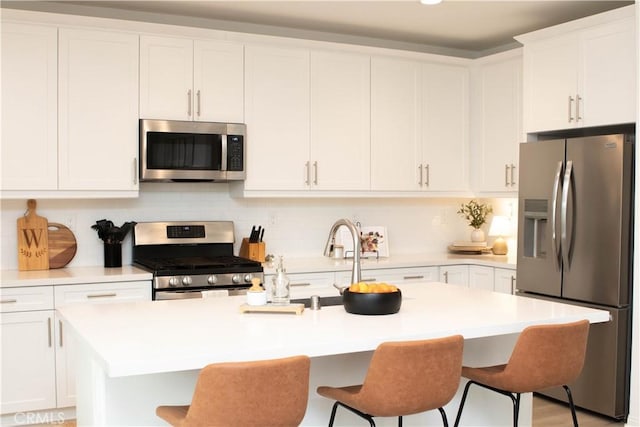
290, 295, 343, 308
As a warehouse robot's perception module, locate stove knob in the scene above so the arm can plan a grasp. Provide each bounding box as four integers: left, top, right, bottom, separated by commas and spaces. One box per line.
168, 277, 180, 287
244, 273, 254, 283
232, 274, 241, 284
207, 275, 218, 285
182, 276, 193, 286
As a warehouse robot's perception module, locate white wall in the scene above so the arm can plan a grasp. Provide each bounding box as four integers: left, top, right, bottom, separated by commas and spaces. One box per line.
0, 184, 516, 269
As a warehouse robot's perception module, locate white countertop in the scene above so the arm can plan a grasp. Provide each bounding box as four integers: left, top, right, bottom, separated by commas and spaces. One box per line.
0, 265, 152, 288
263, 253, 517, 275
57, 282, 608, 378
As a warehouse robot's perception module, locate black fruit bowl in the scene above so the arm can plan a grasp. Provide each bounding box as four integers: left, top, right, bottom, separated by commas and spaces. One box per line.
342, 289, 402, 315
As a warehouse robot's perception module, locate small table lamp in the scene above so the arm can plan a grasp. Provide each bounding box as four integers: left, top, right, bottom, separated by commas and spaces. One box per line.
489, 216, 511, 255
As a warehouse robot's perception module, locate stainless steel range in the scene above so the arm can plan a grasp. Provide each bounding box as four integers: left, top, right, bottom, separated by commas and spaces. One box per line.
132, 221, 264, 300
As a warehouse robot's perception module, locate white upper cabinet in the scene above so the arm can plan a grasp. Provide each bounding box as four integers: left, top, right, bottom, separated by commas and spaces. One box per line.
472, 50, 522, 193
421, 62, 469, 192
243, 44, 310, 191
371, 57, 469, 193
371, 57, 421, 191
1, 23, 58, 191
310, 50, 370, 191
58, 28, 139, 191
518, 6, 635, 133
140, 35, 244, 123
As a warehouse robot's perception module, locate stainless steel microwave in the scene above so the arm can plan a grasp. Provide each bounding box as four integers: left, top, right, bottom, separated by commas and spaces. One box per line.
139, 119, 246, 182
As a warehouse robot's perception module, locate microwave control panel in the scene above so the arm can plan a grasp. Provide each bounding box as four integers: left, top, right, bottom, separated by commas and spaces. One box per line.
227, 135, 244, 171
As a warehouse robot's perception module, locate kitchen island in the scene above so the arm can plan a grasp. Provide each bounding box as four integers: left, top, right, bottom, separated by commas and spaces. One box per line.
57, 282, 609, 426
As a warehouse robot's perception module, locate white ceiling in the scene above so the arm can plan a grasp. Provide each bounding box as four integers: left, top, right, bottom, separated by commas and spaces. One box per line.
2, 1, 634, 57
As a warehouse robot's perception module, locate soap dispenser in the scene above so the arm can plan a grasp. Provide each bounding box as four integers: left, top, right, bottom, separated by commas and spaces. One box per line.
271, 255, 290, 305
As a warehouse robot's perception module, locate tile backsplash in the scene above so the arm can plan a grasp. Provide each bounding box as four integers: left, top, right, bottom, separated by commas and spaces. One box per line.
0, 183, 516, 270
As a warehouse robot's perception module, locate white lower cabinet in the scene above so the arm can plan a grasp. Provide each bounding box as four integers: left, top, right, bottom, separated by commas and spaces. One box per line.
0, 280, 151, 416
439, 265, 469, 286
494, 268, 517, 295
0, 287, 56, 414
469, 265, 495, 291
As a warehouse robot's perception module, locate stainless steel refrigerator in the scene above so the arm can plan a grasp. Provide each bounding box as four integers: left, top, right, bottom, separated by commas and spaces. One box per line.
516, 133, 633, 420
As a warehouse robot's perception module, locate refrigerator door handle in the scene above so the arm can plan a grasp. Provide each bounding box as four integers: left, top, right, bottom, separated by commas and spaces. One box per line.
561, 160, 574, 268
551, 161, 563, 267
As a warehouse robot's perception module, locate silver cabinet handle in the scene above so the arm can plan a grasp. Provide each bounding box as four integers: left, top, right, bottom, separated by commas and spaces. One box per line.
290, 282, 311, 287
551, 161, 563, 267
47, 317, 52, 348
362, 278, 377, 282
187, 89, 192, 117
87, 293, 117, 299
568, 96, 574, 122
425, 164, 430, 187
313, 161, 318, 185
403, 275, 424, 280
576, 94, 582, 122
418, 164, 423, 186
304, 161, 310, 186
196, 89, 201, 117
510, 164, 516, 186
561, 160, 574, 269
133, 158, 138, 185
443, 271, 449, 283
0, 299, 17, 304
59, 319, 64, 348
505, 164, 510, 187
510, 276, 516, 295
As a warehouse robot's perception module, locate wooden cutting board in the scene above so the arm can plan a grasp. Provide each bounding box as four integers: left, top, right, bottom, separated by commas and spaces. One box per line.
17, 199, 49, 271
48, 223, 77, 269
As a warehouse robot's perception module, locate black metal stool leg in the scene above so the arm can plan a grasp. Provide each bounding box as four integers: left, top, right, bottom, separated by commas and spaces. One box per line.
563, 385, 580, 427
438, 407, 449, 427
398, 415, 402, 427
512, 392, 521, 427
328, 401, 340, 427
454, 380, 474, 427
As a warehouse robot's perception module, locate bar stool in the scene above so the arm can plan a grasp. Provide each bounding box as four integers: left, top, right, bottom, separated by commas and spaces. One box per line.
156, 355, 310, 427
454, 319, 590, 427
317, 335, 464, 427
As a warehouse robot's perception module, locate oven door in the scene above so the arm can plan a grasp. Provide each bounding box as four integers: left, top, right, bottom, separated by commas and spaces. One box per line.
154, 288, 248, 301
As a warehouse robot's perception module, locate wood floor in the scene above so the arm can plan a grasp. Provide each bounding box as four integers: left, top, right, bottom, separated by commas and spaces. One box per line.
533, 395, 624, 427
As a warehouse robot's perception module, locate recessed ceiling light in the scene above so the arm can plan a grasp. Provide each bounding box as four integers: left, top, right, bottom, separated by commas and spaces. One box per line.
420, 0, 443, 5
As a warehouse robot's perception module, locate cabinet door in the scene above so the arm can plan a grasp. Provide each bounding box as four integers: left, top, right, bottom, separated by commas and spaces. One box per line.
140, 35, 193, 120
579, 18, 636, 127
494, 268, 517, 295
58, 28, 139, 191
1, 23, 57, 191
523, 34, 579, 133
310, 51, 370, 190
422, 63, 469, 191
193, 40, 244, 123
371, 57, 421, 191
54, 281, 151, 407
1, 311, 56, 414
476, 54, 522, 192
244, 45, 310, 190
468, 265, 494, 291
439, 265, 469, 286
264, 272, 335, 299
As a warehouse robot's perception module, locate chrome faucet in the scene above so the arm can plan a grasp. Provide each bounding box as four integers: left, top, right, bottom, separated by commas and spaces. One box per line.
324, 218, 361, 284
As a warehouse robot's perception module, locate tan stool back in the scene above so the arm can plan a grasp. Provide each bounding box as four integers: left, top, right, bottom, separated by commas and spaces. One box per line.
317, 335, 464, 419
156, 355, 310, 427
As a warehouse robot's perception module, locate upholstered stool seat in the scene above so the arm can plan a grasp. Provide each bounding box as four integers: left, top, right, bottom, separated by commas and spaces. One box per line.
454, 319, 590, 427
156, 355, 310, 427
317, 335, 464, 426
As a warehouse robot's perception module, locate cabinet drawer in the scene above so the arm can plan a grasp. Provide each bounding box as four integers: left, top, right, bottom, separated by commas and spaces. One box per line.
0, 287, 54, 312
54, 281, 151, 306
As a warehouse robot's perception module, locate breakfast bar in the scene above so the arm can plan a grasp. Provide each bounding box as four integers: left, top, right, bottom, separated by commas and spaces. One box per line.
57, 282, 610, 426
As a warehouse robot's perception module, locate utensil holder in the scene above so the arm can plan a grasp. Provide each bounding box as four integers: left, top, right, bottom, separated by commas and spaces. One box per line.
239, 238, 265, 262
104, 242, 122, 268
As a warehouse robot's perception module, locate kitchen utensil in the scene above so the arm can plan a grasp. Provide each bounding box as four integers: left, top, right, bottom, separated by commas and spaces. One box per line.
48, 223, 77, 269
239, 303, 304, 315
17, 199, 49, 271
342, 288, 402, 315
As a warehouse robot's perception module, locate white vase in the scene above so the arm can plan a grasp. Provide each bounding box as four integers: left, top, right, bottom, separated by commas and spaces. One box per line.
470, 228, 485, 242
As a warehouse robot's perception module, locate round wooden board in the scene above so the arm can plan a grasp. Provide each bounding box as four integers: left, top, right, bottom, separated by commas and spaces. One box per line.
48, 223, 77, 269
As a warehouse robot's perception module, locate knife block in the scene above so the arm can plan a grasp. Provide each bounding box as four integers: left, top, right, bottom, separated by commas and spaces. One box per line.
239, 238, 265, 262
